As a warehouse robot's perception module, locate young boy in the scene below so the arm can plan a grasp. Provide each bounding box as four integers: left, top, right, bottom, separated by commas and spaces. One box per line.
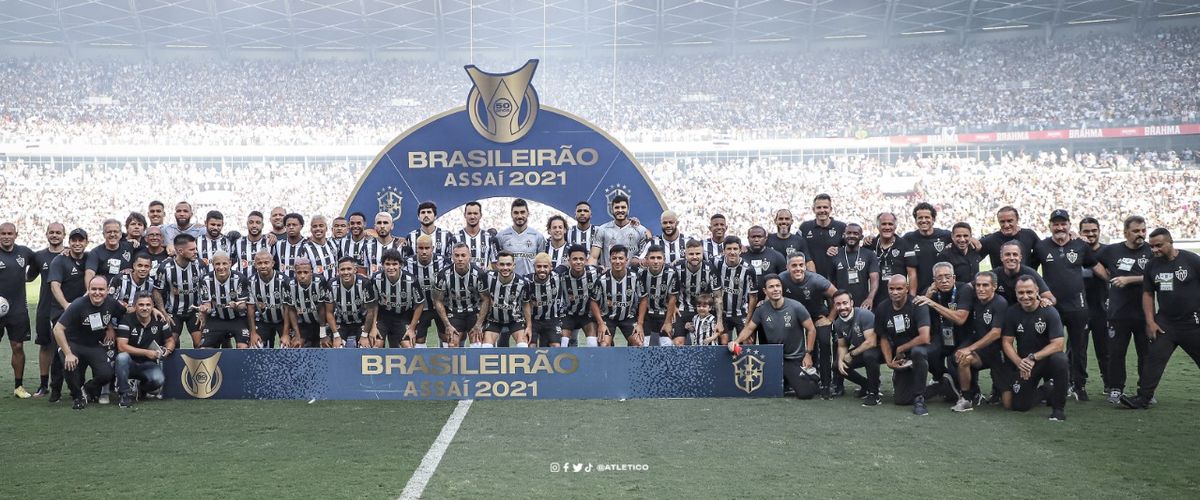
687, 295, 720, 346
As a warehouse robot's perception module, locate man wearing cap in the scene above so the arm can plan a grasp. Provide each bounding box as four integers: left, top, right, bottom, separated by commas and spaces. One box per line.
1033, 209, 1097, 401
728, 273, 818, 400
46, 228, 91, 401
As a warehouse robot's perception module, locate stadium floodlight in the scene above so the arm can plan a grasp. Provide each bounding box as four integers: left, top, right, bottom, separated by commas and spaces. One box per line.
241, 45, 285, 50
824, 34, 868, 39
901, 30, 946, 35
10, 39, 55, 44
165, 44, 208, 48
671, 40, 713, 45
749, 37, 791, 43
89, 42, 134, 47
981, 24, 1029, 30
533, 44, 573, 48
1067, 18, 1117, 25
1158, 11, 1200, 17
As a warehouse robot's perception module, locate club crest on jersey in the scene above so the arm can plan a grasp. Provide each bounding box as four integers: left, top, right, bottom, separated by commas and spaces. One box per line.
377, 187, 404, 220
122, 250, 132, 262
1066, 249, 1078, 264
783, 313, 793, 327
891, 249, 900, 257
14, 256, 25, 268
1137, 256, 1149, 269
934, 240, 945, 252
181, 352, 223, 399
732, 350, 765, 394
828, 229, 836, 237
1177, 267, 1189, 282
465, 60, 539, 144
983, 311, 993, 324
1035, 318, 1047, 334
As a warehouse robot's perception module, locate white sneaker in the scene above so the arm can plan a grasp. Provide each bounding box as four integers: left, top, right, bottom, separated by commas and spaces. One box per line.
951, 397, 974, 413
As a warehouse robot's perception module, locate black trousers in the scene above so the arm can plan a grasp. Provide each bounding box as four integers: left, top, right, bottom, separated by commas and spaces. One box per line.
782, 358, 819, 400
1085, 296, 1111, 388
65, 342, 115, 401
1057, 308, 1091, 390
1010, 352, 1069, 412
842, 348, 882, 393
1135, 322, 1200, 399
811, 324, 837, 388
1107, 318, 1149, 391
892, 344, 934, 405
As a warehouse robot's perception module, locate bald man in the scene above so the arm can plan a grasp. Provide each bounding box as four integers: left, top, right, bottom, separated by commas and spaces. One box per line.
53, 276, 124, 409
639, 211, 688, 266
1, 222, 39, 398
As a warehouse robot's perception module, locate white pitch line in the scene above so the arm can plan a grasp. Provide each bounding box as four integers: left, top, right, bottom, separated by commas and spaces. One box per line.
399, 399, 474, 500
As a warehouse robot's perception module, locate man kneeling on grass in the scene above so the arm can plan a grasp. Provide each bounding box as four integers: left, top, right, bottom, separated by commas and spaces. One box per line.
728, 274, 818, 399
115, 292, 174, 407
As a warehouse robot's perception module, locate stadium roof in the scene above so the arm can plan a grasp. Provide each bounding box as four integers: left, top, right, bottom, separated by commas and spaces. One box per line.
0, 0, 1197, 54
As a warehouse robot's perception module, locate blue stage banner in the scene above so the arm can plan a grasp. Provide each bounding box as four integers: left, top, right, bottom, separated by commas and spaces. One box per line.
162, 346, 782, 401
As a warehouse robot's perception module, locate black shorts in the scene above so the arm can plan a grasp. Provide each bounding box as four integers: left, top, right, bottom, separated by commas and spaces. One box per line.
296, 322, 322, 347
36, 310, 53, 345
169, 311, 201, 338
603, 318, 637, 340
201, 318, 251, 348
0, 307, 31, 343
378, 310, 416, 346
672, 311, 697, 339
484, 321, 527, 334
447, 311, 478, 334
255, 322, 284, 344
722, 315, 746, 340
414, 309, 445, 341
530, 318, 563, 347
338, 322, 364, 339
561, 314, 593, 332
642, 315, 669, 337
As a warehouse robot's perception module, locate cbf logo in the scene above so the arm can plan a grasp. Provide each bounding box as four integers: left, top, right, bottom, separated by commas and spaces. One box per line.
181, 353, 223, 399
465, 59, 540, 144
732, 350, 765, 394
377, 187, 404, 220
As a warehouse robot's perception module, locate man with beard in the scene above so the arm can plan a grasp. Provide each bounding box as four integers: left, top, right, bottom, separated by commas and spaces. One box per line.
832, 223, 879, 308
875, 275, 933, 415
361, 213, 404, 276
742, 226, 787, 287
799, 194, 847, 281
434, 243, 486, 348
566, 201, 598, 253
273, 213, 308, 278
937, 222, 984, 285
1033, 209, 1097, 400
478, 251, 532, 348
994, 241, 1055, 307
1119, 228, 1200, 409
702, 214, 730, 263
544, 216, 571, 268
767, 209, 810, 262
246, 250, 290, 348
591, 195, 650, 270
913, 262, 973, 402
114, 292, 173, 407
528, 253, 566, 347
153, 234, 205, 347
110, 253, 155, 312
197, 252, 252, 349
408, 201, 456, 257
146, 201, 166, 229
869, 212, 917, 306
639, 211, 688, 266
779, 252, 838, 396
0, 222, 38, 398
1079, 217, 1113, 399
595, 246, 643, 347
636, 245, 679, 346
304, 215, 340, 283
728, 274, 818, 400
832, 289, 883, 406
1000, 276, 1069, 421
457, 202, 495, 269
951, 271, 1008, 412
980, 206, 1039, 271
85, 219, 134, 285
497, 199, 547, 276
339, 212, 371, 272
268, 206, 288, 242
159, 202, 206, 253
902, 202, 953, 295
234, 211, 272, 277
372, 249, 425, 348
408, 235, 447, 347
196, 211, 232, 270
284, 258, 339, 348
46, 229, 89, 401
557, 245, 604, 347
674, 240, 724, 342
30, 222, 66, 397
714, 237, 757, 345
329, 256, 377, 348
1094, 216, 1152, 404
52, 276, 123, 410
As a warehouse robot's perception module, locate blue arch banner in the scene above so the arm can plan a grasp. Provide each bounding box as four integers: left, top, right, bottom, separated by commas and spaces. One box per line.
343, 60, 668, 235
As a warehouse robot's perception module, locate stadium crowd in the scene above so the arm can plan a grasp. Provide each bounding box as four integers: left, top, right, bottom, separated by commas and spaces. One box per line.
1, 28, 1197, 146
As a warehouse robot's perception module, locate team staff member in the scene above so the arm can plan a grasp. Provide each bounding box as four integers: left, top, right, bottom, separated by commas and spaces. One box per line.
979, 206, 1039, 271
869, 212, 917, 305
728, 274, 818, 400
1093, 216, 1152, 404
778, 252, 838, 396
994, 241, 1054, 306
246, 250, 290, 348
636, 245, 679, 346
1120, 228, 1200, 409
875, 275, 933, 415
84, 218, 135, 284
0, 222, 39, 398
329, 256, 377, 348
832, 223, 879, 308
52, 276, 124, 410
159, 201, 206, 250
1033, 209, 1097, 400
832, 290, 883, 407
478, 251, 532, 348
902, 202, 953, 295
46, 228, 90, 401
714, 237, 757, 344
1079, 217, 1114, 400
30, 222, 66, 397
742, 226, 787, 285
1000, 276, 1069, 421
114, 292, 174, 407
799, 194, 847, 280
434, 243, 487, 348
197, 252, 252, 349
766, 208, 810, 262
595, 246, 643, 347
914, 262, 973, 401
951, 271, 1008, 412
937, 222, 983, 284
372, 249, 425, 348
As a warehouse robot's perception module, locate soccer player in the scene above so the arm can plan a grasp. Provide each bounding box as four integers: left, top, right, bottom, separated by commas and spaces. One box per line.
496, 199, 546, 276
408, 201, 456, 257
639, 211, 687, 265
1000, 276, 1069, 421
434, 243, 486, 348
331, 216, 349, 243
674, 240, 723, 342
339, 212, 371, 271
832, 223, 879, 308
951, 271, 1008, 412
1119, 228, 1200, 409
30, 222, 65, 396
371, 249, 425, 348
903, 202, 953, 295
591, 195, 649, 269
408, 235, 447, 347
979, 206, 1039, 271
478, 251, 532, 348
0, 222, 38, 398
110, 253, 155, 312
913, 262, 973, 401
46, 228, 90, 401
544, 215, 570, 268
329, 256, 377, 348
595, 245, 643, 347
742, 226, 787, 284
159, 201, 206, 250
304, 215, 340, 282
558, 244, 604, 347
566, 201, 598, 252
234, 211, 272, 277
767, 208, 810, 261
268, 206, 288, 242
246, 250, 290, 348
714, 236, 757, 345
114, 292, 173, 407
457, 202, 496, 269
1033, 209, 1097, 400
728, 274, 818, 400
197, 252, 252, 348
274, 213, 308, 277
361, 212, 404, 276
832, 289, 883, 406
636, 245, 679, 347
84, 219, 134, 285
197, 210, 232, 270
1093, 215, 1152, 403
153, 233, 205, 347
52, 276, 123, 410
702, 214, 729, 262
284, 258, 339, 348
799, 194, 847, 281
875, 274, 933, 415
869, 212, 917, 306
779, 252, 838, 396
528, 253, 566, 347
147, 200, 166, 228
937, 222, 983, 284
994, 241, 1054, 306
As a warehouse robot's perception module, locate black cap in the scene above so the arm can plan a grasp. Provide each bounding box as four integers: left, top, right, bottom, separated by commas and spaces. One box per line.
1049, 209, 1070, 222
68, 228, 88, 240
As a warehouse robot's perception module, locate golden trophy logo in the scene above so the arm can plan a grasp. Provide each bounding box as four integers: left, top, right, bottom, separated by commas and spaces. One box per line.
181, 353, 223, 399
465, 59, 540, 144
732, 352, 765, 394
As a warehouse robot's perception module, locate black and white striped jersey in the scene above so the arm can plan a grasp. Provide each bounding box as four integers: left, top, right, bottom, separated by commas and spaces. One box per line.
559, 265, 601, 317
640, 235, 689, 265
234, 236, 272, 276
408, 227, 457, 258
153, 257, 205, 315
595, 270, 641, 322
359, 237, 404, 276
435, 265, 486, 314
482, 271, 529, 324
567, 225, 598, 251
197, 235, 234, 270
372, 269, 425, 315
690, 314, 719, 346
528, 272, 565, 321
637, 266, 679, 317
455, 228, 495, 268
247, 271, 290, 324
675, 261, 723, 313
338, 236, 370, 266
407, 255, 447, 305
329, 275, 377, 325
285, 275, 330, 325
108, 273, 153, 307
714, 258, 758, 319
273, 237, 308, 277
302, 239, 340, 282
544, 241, 570, 269
199, 272, 249, 320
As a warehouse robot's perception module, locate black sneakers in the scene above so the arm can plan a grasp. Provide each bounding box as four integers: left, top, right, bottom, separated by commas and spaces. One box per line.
1119, 394, 1152, 409
913, 396, 929, 416
1049, 409, 1067, 422
862, 392, 882, 407
118, 394, 133, 408
71, 398, 86, 410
